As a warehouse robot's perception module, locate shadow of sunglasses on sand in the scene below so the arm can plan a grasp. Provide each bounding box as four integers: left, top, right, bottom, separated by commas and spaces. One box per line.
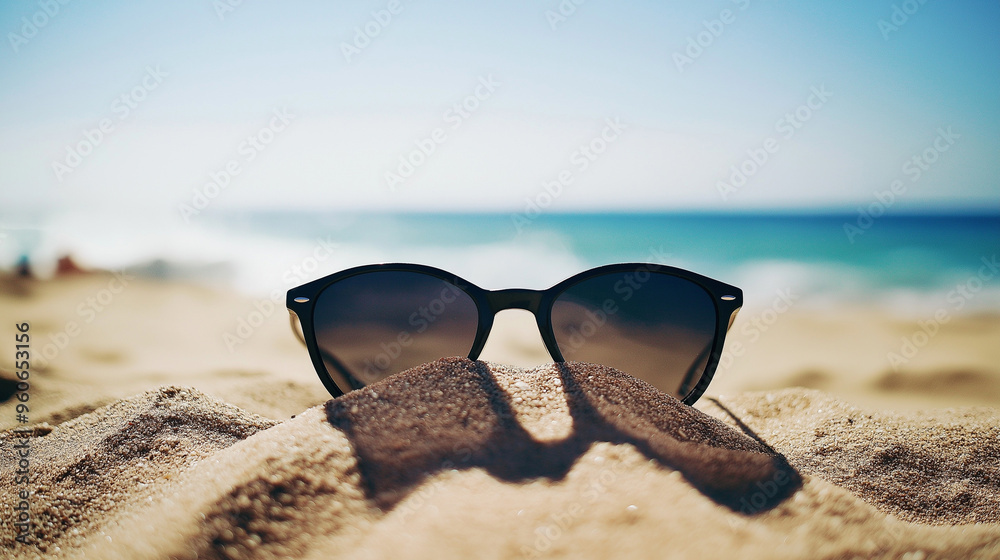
325, 358, 801, 515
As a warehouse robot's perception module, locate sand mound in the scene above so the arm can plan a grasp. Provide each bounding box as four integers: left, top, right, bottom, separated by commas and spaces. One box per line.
0, 387, 276, 557
702, 389, 1000, 525
3, 360, 1000, 559
326, 358, 799, 511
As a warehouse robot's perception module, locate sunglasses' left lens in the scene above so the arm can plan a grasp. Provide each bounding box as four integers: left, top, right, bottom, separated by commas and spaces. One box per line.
312, 271, 480, 386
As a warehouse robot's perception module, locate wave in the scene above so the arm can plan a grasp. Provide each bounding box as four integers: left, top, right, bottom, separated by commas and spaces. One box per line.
3, 210, 997, 315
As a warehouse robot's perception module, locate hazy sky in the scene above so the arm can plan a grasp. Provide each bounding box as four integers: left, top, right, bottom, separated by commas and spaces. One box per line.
1, 0, 997, 215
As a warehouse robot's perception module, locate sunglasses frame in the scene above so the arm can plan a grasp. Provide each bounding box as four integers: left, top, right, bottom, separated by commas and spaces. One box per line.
287, 263, 742, 404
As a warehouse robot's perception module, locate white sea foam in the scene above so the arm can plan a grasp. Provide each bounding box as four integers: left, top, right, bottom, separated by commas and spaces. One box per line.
4, 210, 997, 316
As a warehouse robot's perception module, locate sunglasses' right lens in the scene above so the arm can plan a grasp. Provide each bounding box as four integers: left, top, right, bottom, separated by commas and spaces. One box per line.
312, 270, 480, 387
550, 270, 718, 399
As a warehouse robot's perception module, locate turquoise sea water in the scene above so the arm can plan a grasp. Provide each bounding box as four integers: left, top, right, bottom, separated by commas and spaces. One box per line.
3, 211, 999, 313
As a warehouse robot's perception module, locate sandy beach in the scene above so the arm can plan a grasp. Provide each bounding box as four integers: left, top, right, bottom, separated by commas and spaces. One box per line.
4, 0, 998, 556
2, 271, 1000, 559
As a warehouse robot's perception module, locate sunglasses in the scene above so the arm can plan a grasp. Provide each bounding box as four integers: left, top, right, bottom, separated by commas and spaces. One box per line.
287, 263, 742, 404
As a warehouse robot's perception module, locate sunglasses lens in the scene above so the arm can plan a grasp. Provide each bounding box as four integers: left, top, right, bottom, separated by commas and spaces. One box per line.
550, 271, 718, 399
312, 271, 480, 386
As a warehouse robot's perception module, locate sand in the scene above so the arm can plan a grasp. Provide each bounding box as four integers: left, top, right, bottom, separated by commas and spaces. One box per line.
2, 272, 1000, 559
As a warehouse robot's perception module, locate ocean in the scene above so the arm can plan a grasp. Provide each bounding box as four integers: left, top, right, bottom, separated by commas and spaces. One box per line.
3, 210, 999, 315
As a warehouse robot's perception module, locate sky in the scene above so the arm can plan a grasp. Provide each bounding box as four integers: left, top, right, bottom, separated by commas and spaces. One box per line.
0, 0, 998, 216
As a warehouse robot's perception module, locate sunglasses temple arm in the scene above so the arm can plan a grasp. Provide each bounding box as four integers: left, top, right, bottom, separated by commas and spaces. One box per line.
288, 311, 307, 347
318, 348, 366, 392
677, 341, 714, 397
288, 311, 363, 393
726, 307, 741, 332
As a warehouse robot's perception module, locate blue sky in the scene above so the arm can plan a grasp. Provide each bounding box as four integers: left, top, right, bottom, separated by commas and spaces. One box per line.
1, 0, 997, 214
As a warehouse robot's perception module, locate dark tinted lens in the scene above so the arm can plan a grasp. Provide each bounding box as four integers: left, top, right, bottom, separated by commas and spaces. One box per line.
312, 271, 480, 385
550, 270, 717, 398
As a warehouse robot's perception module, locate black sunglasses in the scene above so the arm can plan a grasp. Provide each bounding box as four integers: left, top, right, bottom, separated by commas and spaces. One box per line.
287, 263, 742, 404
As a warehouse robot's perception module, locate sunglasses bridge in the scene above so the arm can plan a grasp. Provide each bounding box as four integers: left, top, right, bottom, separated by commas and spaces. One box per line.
485, 288, 545, 313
